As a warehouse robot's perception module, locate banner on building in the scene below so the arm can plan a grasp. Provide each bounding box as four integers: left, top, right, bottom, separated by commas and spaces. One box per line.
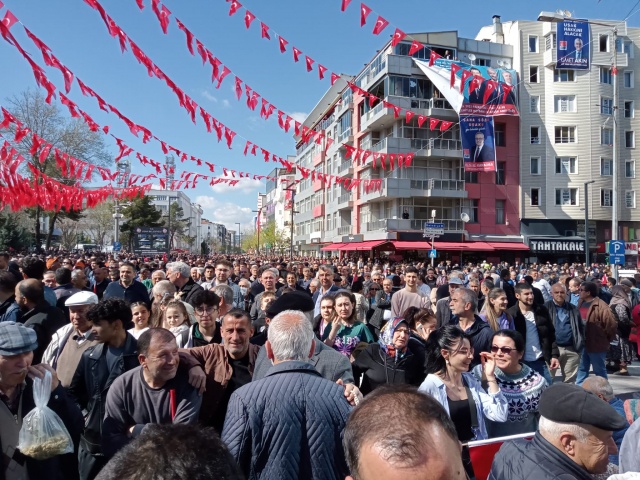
414, 59, 518, 116
133, 227, 169, 255
556, 19, 590, 70
461, 116, 496, 172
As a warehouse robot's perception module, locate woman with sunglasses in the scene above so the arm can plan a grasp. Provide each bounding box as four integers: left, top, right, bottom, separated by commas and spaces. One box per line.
419, 326, 507, 479
472, 329, 547, 438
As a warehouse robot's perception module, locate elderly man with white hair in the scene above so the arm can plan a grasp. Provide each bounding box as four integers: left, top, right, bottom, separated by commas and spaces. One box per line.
166, 261, 203, 306
222, 310, 352, 480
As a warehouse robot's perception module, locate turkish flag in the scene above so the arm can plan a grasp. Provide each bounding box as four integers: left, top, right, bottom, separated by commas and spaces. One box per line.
234, 76, 243, 100
372, 16, 388, 35
482, 80, 498, 104
260, 22, 270, 39
331, 72, 339, 85
408, 40, 423, 56
440, 120, 454, 131
391, 28, 406, 47
1, 10, 18, 30
158, 4, 171, 34
360, 3, 372, 26
305, 56, 314, 72
244, 11, 255, 29
318, 64, 327, 80
278, 36, 288, 53
215, 66, 231, 88
229, 0, 242, 16
293, 47, 302, 62
176, 18, 194, 55
429, 49, 442, 66
368, 94, 378, 108
429, 118, 440, 130
417, 115, 427, 128
196, 39, 207, 64
341, 0, 352, 11
450, 63, 461, 87
462, 70, 475, 93
405, 110, 415, 124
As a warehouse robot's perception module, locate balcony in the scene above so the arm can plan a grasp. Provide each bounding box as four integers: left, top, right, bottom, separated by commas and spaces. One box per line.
337, 225, 352, 235
337, 192, 353, 209
312, 204, 324, 217
337, 162, 354, 176
312, 151, 324, 167
423, 138, 462, 159
313, 178, 324, 192
359, 177, 467, 202
364, 218, 466, 233
543, 48, 557, 68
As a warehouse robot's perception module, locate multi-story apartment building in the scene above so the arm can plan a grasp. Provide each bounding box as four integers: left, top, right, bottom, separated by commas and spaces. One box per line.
146, 189, 202, 252
292, 28, 522, 263
262, 166, 296, 252
201, 218, 228, 254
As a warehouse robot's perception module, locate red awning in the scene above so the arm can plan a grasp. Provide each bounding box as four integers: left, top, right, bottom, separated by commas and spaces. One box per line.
486, 242, 530, 251
432, 241, 495, 251
340, 240, 391, 251
320, 243, 345, 251
392, 241, 432, 250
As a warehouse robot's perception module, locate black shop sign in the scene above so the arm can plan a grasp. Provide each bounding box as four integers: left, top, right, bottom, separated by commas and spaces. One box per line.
529, 239, 585, 253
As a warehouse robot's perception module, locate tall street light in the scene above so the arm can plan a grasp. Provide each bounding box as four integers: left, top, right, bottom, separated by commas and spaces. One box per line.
283, 183, 298, 263
583, 180, 596, 267
235, 222, 241, 252
252, 208, 262, 254
538, 12, 620, 278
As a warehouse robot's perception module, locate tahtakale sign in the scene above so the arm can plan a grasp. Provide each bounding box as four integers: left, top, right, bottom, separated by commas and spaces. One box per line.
529, 239, 585, 253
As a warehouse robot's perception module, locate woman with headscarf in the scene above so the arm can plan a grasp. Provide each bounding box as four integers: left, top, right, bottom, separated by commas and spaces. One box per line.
351, 317, 426, 395
608, 285, 633, 375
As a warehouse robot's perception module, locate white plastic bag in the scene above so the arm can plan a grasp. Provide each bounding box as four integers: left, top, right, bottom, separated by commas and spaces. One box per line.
18, 370, 73, 460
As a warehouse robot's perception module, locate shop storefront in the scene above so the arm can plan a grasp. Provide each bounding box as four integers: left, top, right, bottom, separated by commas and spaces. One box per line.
527, 237, 586, 264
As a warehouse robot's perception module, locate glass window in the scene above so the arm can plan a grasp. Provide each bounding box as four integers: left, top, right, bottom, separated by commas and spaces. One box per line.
554, 95, 576, 113
554, 69, 575, 82
600, 97, 613, 115
476, 58, 491, 67
529, 65, 539, 83
531, 126, 540, 144
530, 96, 540, 113
624, 71, 634, 88
601, 158, 612, 176
600, 67, 612, 84
464, 171, 478, 184
601, 189, 613, 207
531, 188, 540, 206
529, 35, 538, 53
555, 188, 578, 206
555, 126, 576, 144
625, 101, 634, 118
599, 34, 609, 52
626, 160, 635, 178
462, 200, 479, 223
626, 131, 635, 148
602, 128, 613, 145
495, 199, 505, 224
626, 191, 636, 208
496, 162, 506, 185
545, 33, 556, 51
530, 157, 541, 175
555, 157, 577, 174
494, 123, 506, 147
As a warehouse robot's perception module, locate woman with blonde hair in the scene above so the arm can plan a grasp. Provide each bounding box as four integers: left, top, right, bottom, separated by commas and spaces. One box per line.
479, 288, 515, 332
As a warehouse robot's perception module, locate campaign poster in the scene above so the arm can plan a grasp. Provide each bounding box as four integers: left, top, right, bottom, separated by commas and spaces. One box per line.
557, 20, 590, 70
133, 227, 169, 255
415, 59, 519, 116
461, 116, 496, 172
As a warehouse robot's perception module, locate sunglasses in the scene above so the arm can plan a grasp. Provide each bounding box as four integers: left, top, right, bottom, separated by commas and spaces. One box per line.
491, 345, 515, 355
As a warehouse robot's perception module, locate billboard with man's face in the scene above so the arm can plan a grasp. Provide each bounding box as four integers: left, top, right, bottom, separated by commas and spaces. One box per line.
557, 19, 590, 70
461, 116, 496, 172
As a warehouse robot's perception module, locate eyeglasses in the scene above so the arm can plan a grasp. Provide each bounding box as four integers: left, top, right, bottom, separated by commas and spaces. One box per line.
491, 345, 515, 355
195, 306, 218, 315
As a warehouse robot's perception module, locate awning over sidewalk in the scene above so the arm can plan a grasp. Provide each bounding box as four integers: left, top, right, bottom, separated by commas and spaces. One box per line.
391, 241, 431, 250
320, 243, 345, 251
341, 240, 391, 251
486, 242, 530, 251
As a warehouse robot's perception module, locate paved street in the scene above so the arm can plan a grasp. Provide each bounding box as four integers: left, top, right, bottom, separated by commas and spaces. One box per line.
554, 362, 640, 400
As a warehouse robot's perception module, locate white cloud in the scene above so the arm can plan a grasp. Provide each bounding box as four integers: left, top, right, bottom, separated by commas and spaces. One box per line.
222, 99, 230, 108
289, 111, 308, 123
195, 196, 256, 231
210, 176, 263, 194
202, 90, 218, 103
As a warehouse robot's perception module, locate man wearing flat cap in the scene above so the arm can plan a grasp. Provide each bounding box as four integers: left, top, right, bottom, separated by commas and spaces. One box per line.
489, 383, 628, 479
0, 322, 83, 480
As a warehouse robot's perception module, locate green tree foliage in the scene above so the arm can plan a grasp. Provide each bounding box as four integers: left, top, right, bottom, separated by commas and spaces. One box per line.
120, 195, 163, 250
163, 202, 190, 249
0, 210, 32, 251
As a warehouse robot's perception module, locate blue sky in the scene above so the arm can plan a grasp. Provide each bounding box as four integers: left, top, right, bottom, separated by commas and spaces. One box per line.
1, 0, 638, 230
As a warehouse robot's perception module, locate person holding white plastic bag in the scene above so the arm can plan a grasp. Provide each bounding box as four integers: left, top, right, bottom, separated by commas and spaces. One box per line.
0, 321, 83, 480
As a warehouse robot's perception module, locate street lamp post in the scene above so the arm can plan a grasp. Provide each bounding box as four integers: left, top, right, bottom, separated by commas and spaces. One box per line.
538, 12, 620, 278
235, 222, 241, 252
430, 209, 436, 267
252, 208, 262, 254
584, 180, 596, 267
283, 184, 298, 263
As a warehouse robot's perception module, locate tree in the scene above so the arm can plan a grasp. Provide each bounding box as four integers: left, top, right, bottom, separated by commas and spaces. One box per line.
7, 90, 111, 249
261, 221, 289, 253
200, 240, 210, 255
120, 195, 163, 250
80, 201, 114, 248
163, 201, 190, 249
57, 217, 79, 250
241, 230, 258, 252
0, 209, 32, 251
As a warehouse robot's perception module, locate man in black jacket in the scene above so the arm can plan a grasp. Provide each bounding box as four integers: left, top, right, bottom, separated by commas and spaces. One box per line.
508, 283, 559, 385
102, 262, 149, 306
166, 261, 203, 307
68, 298, 139, 480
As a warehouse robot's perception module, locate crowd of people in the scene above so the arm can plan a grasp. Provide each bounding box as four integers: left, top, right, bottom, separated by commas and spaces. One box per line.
1, 248, 640, 479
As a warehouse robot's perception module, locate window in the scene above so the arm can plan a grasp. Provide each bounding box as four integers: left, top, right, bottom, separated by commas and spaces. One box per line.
625, 101, 635, 118
601, 189, 613, 207
529, 65, 539, 83
601, 158, 612, 176
529, 35, 539, 53
530, 157, 541, 175
545, 33, 556, 51
530, 126, 540, 144
599, 97, 613, 115
530, 96, 540, 113
624, 40, 634, 59
601, 128, 613, 145
554, 69, 575, 82
494, 123, 506, 147
626, 160, 636, 178
462, 199, 479, 223
626, 190, 636, 208
464, 171, 478, 184
496, 162, 506, 185
555, 188, 578, 206
495, 199, 505, 224
599, 34, 609, 52
554, 95, 576, 113
530, 188, 540, 206
626, 131, 635, 148
476, 58, 491, 67
555, 126, 576, 143
600, 67, 612, 84
624, 71, 634, 88
555, 157, 577, 174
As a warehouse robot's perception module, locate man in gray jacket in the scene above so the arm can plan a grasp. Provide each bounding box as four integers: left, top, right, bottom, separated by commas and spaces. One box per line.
545, 283, 584, 384
222, 310, 351, 480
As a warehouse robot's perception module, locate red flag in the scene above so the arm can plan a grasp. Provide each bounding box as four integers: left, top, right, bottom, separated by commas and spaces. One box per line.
215, 66, 231, 88
305, 56, 314, 72
158, 4, 171, 34
391, 28, 406, 47
1, 10, 18, 29
244, 10, 255, 29
429, 49, 441, 67
417, 115, 427, 128
135, 0, 144, 10
429, 118, 440, 130
360, 3, 372, 26
450, 63, 461, 87
293, 47, 302, 62
331, 72, 339, 85
368, 94, 377, 108
176, 18, 194, 55
196, 39, 207, 64
408, 40, 423, 56
234, 76, 242, 100
278, 36, 288, 53
440, 121, 454, 131
260, 21, 270, 39
318, 64, 327, 80
341, 0, 352, 11
229, 0, 242, 16
462, 70, 475, 93
405, 110, 414, 124
482, 80, 498, 104
404, 153, 414, 167
372, 15, 388, 35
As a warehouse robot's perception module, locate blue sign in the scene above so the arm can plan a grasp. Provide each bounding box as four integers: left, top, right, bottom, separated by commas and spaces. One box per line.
113, 241, 122, 252
461, 116, 496, 173
610, 240, 625, 255
610, 254, 625, 265
557, 19, 590, 70
429, 249, 437, 259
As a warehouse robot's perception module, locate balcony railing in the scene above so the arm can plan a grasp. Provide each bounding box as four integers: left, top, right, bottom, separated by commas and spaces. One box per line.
411, 178, 465, 191
337, 162, 353, 174
364, 218, 466, 232
338, 192, 352, 204
428, 138, 462, 151
337, 225, 352, 235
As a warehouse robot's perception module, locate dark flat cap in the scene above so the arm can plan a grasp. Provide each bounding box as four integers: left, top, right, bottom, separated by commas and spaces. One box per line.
539, 383, 627, 431
266, 291, 314, 318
